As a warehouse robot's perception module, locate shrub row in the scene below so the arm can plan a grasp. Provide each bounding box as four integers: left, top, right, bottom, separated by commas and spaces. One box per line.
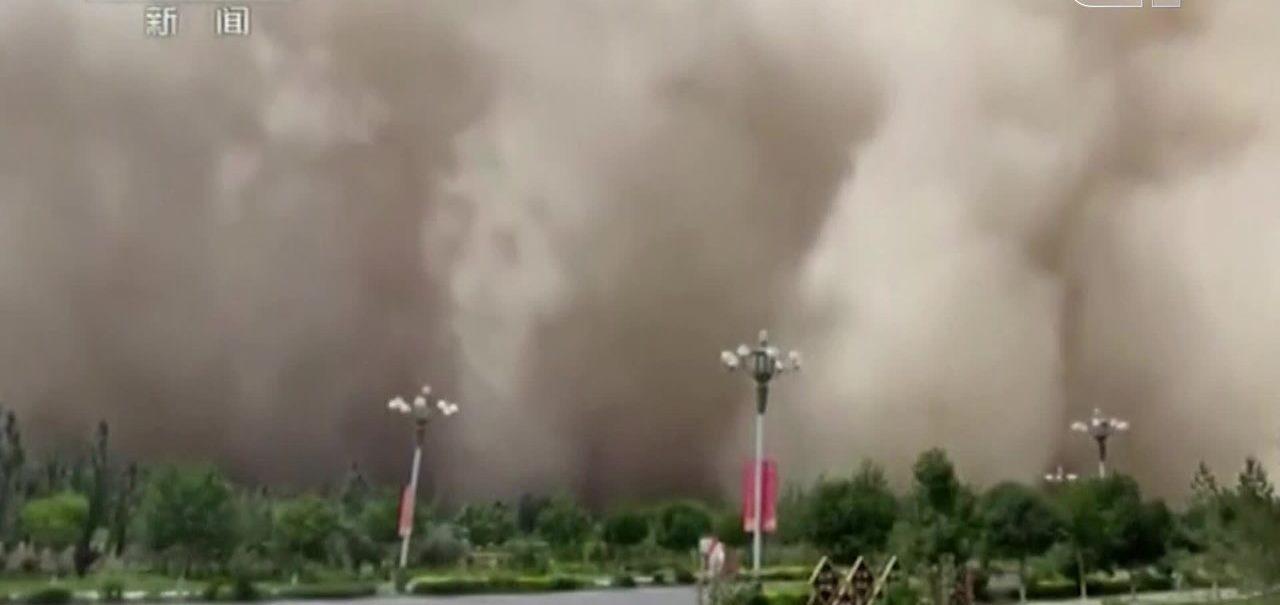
408, 574, 586, 595
979, 574, 1176, 602
273, 582, 378, 600
23, 588, 72, 605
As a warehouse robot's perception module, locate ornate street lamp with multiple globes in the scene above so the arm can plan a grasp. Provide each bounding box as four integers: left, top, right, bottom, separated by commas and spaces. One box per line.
1044, 465, 1079, 485
387, 385, 459, 570
1070, 407, 1128, 479
720, 329, 801, 578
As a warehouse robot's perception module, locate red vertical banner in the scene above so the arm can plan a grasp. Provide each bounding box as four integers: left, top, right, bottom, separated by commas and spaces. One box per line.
397, 485, 416, 538
742, 459, 778, 533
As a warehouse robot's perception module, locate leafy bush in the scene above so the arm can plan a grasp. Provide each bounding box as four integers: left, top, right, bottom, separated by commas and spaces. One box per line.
504, 539, 551, 574
752, 566, 810, 582
674, 567, 697, 585
882, 581, 921, 605
408, 574, 586, 595
23, 587, 72, 605
202, 580, 224, 601
99, 579, 124, 603
274, 583, 377, 600
654, 501, 713, 552
228, 577, 260, 602
603, 510, 651, 549
417, 523, 469, 567
709, 582, 765, 605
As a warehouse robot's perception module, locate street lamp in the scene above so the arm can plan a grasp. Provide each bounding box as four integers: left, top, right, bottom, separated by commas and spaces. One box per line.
387, 384, 459, 570
1070, 408, 1128, 479
1044, 465, 1079, 485
720, 329, 800, 578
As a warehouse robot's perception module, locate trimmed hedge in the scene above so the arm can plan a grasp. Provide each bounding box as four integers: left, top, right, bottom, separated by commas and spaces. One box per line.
981, 573, 1177, 602
747, 567, 811, 583
274, 583, 377, 600
99, 580, 124, 603
408, 575, 587, 596
23, 588, 71, 605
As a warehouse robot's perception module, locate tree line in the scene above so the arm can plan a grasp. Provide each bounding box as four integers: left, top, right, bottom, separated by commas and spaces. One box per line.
0, 406, 1276, 602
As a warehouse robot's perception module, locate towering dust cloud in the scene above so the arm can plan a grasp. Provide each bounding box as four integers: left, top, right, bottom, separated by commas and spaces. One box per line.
0, 1, 1276, 502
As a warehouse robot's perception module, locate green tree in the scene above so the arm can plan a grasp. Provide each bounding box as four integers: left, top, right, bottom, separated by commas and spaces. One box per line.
1227, 457, 1280, 587
357, 490, 427, 545
806, 461, 898, 563
274, 496, 340, 563
654, 501, 713, 552
1180, 462, 1231, 596
74, 421, 110, 576
139, 466, 237, 572
713, 508, 749, 548
978, 482, 1060, 602
516, 493, 550, 535
775, 484, 811, 545
455, 501, 517, 547
0, 409, 26, 542
21, 492, 88, 551
1057, 475, 1144, 599
108, 463, 139, 557
602, 508, 650, 551
535, 495, 592, 552
898, 449, 977, 605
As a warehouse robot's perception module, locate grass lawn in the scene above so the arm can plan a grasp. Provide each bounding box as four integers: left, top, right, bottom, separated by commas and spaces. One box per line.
0, 572, 208, 597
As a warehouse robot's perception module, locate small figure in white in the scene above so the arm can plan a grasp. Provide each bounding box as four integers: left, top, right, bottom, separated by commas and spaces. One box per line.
144, 6, 178, 38
216, 6, 251, 37
698, 536, 727, 605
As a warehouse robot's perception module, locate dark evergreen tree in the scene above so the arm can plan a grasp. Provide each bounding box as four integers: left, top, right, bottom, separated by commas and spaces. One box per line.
109, 463, 138, 556
74, 421, 110, 575
0, 408, 26, 541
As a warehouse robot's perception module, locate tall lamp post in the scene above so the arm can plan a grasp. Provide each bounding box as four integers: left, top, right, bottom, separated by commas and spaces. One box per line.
720, 330, 800, 578
1070, 408, 1128, 479
387, 385, 459, 570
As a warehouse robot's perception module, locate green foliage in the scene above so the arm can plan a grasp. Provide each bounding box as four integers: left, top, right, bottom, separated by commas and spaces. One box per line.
99, 579, 124, 602
228, 576, 260, 602
980, 482, 1060, 561
22, 587, 71, 605
504, 538, 551, 573
673, 567, 697, 584
714, 508, 749, 548
806, 461, 898, 563
139, 466, 237, 566
709, 581, 765, 605
516, 494, 550, 535
21, 492, 88, 550
273, 583, 376, 600
273, 496, 340, 562
654, 501, 713, 552
1058, 475, 1146, 572
357, 491, 426, 544
407, 574, 586, 595
534, 495, 591, 551
895, 448, 977, 575
601, 508, 650, 549
455, 501, 517, 547
416, 522, 469, 567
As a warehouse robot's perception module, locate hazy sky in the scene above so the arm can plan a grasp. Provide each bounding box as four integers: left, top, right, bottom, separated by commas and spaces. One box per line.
0, 1, 1277, 503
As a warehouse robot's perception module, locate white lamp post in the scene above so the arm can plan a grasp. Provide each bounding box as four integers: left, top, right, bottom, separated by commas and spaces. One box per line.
1070, 408, 1128, 479
387, 384, 459, 570
720, 330, 800, 578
